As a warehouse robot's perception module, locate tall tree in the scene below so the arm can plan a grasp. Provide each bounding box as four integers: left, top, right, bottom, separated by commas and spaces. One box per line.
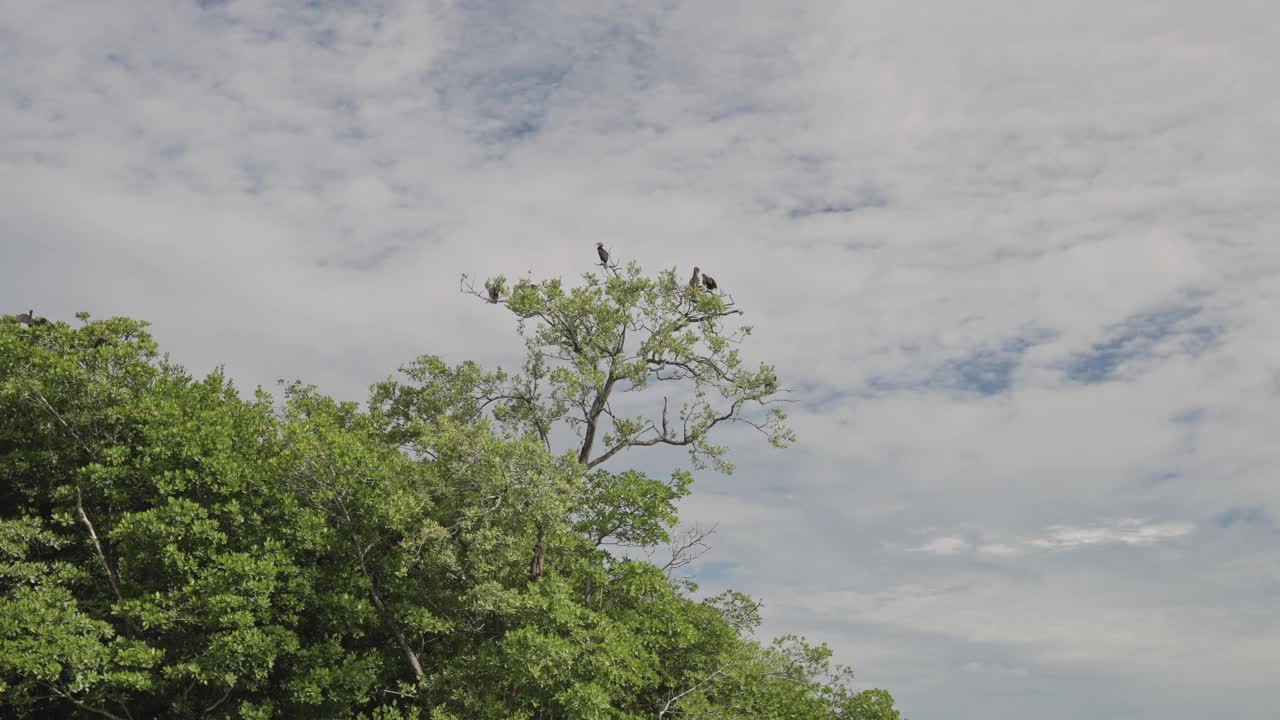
449, 258, 794, 474
0, 276, 905, 720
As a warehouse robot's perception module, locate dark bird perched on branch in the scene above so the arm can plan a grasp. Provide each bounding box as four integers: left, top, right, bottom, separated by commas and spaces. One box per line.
92, 321, 112, 348
701, 273, 718, 292
488, 283, 500, 303
596, 242, 609, 266
688, 267, 701, 288
12, 309, 50, 327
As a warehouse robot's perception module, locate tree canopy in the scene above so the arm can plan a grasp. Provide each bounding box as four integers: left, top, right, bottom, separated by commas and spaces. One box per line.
1, 258, 905, 719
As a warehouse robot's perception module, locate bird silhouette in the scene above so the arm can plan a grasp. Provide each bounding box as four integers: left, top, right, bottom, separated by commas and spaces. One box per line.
12, 309, 50, 326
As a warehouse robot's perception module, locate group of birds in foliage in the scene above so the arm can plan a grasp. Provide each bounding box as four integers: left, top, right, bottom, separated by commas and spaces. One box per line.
7, 309, 115, 348
483, 243, 726, 582
486, 243, 719, 304
598, 241, 719, 291
10, 308, 51, 327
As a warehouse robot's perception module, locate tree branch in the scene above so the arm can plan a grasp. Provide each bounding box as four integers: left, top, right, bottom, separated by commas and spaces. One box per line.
203, 687, 232, 715
76, 488, 140, 638
322, 478, 426, 688
362, 552, 426, 685
661, 523, 718, 577
658, 666, 729, 719
577, 370, 619, 464
38, 683, 127, 720
25, 385, 95, 456
586, 398, 746, 469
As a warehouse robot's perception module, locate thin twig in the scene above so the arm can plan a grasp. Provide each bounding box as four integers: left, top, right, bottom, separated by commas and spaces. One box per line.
382, 688, 419, 700
662, 524, 718, 576
26, 386, 95, 456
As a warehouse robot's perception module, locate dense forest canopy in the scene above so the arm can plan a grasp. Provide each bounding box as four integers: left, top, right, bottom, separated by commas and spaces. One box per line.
0, 259, 905, 719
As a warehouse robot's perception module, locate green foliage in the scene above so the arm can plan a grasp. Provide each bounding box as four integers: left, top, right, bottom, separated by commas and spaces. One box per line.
0, 272, 903, 719
454, 262, 794, 474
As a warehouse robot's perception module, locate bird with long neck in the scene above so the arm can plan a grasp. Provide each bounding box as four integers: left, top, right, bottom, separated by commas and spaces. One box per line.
595, 242, 609, 266
688, 267, 701, 288
13, 309, 51, 327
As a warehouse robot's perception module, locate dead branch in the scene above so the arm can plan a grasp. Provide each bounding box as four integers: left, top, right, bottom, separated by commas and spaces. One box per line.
362, 553, 427, 684
37, 683, 127, 720
76, 488, 140, 637
658, 665, 730, 719
203, 687, 232, 715
662, 523, 718, 577
25, 385, 95, 456
295, 453, 428, 688
585, 398, 748, 469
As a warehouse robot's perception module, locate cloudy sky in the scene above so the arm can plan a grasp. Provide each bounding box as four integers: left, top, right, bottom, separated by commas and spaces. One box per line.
3, 1, 1278, 717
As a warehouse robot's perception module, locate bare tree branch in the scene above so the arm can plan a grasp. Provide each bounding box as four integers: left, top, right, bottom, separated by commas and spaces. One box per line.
586, 398, 747, 469
658, 665, 729, 719
356, 535, 427, 685
76, 488, 141, 638
661, 523, 718, 577
24, 385, 95, 456
37, 683, 127, 720
203, 687, 232, 716
288, 447, 428, 688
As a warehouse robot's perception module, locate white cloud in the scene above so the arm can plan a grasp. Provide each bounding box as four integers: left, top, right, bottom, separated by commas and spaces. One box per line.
910, 519, 1195, 559
911, 536, 970, 556
976, 543, 1020, 558
1027, 519, 1196, 551
961, 661, 1029, 678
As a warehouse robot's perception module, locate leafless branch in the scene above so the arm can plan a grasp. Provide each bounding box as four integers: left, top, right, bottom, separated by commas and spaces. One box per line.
662, 523, 718, 577
289, 448, 427, 688
658, 665, 730, 719
382, 688, 419, 700
77, 488, 140, 637
586, 398, 747, 469
203, 687, 232, 715
37, 683, 127, 720
358, 539, 427, 685
24, 385, 95, 456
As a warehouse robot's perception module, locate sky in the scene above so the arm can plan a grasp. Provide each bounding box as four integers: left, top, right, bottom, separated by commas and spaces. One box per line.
3, 1, 1279, 717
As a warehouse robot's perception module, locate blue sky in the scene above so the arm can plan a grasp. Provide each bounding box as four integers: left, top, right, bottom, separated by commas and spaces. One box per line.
3, 1, 1279, 717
